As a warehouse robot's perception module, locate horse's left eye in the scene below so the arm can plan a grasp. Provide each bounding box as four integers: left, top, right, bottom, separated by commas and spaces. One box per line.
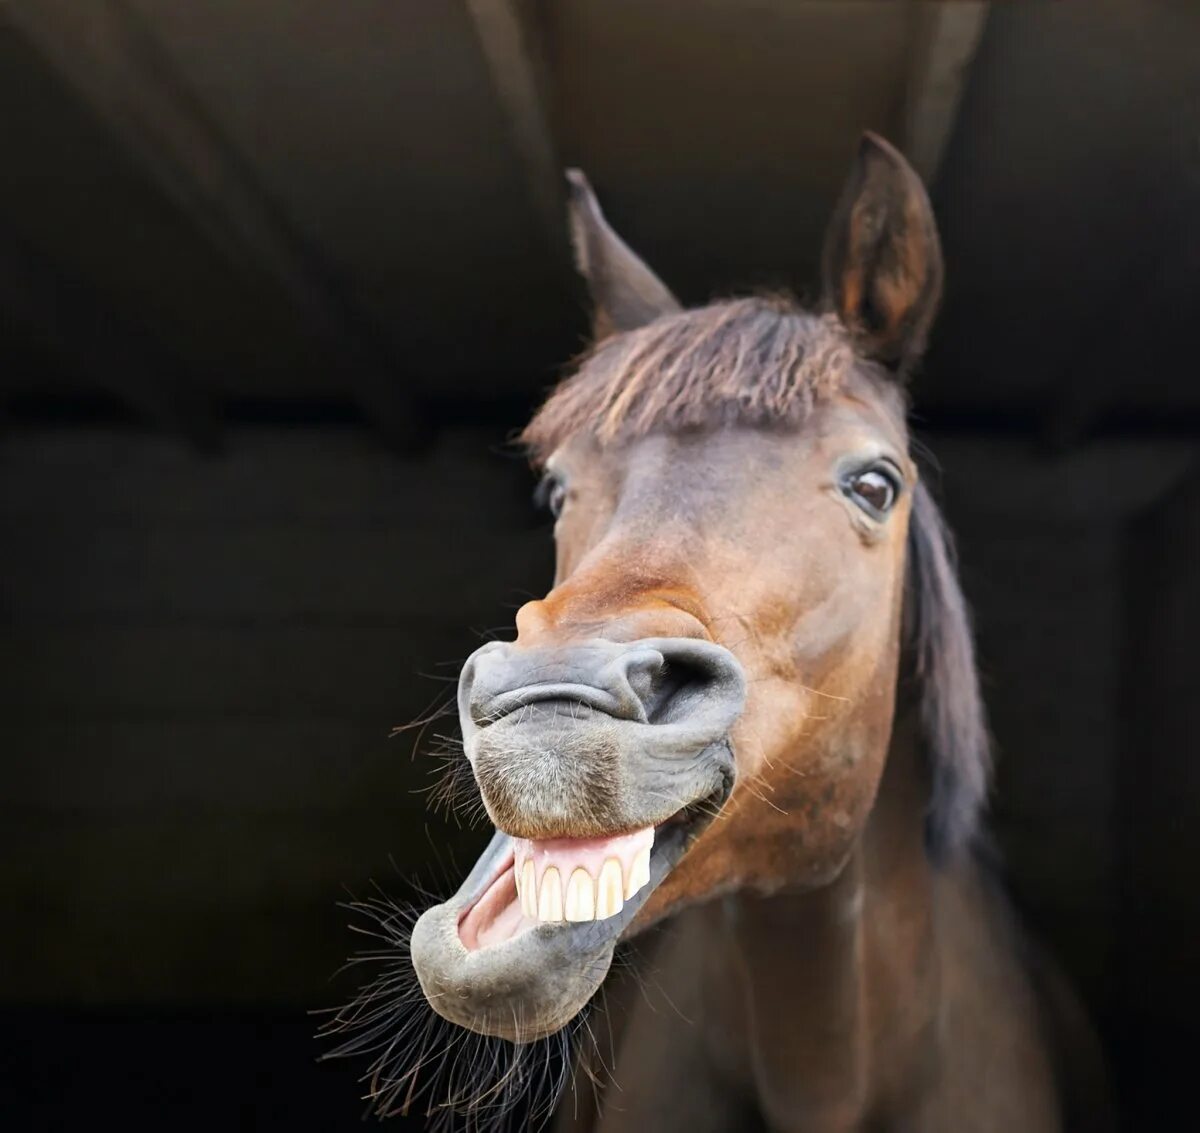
845, 468, 899, 517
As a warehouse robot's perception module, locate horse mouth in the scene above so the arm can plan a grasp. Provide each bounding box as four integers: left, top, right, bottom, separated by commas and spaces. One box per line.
409, 776, 730, 1041
412, 636, 744, 1040
460, 796, 713, 945
459, 825, 654, 949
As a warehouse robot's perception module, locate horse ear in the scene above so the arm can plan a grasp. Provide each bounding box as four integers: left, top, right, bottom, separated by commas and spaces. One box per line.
821, 133, 943, 375
565, 169, 681, 339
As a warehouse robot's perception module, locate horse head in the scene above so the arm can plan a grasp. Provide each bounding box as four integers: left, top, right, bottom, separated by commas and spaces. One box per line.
409, 134, 987, 1044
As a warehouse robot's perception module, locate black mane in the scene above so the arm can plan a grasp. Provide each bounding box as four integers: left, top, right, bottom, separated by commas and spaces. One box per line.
905, 480, 991, 860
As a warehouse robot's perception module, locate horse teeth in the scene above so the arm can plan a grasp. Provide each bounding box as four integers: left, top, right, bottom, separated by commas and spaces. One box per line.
625, 846, 651, 900
537, 866, 564, 922
520, 859, 537, 918
596, 859, 624, 919
513, 826, 654, 924
564, 868, 596, 922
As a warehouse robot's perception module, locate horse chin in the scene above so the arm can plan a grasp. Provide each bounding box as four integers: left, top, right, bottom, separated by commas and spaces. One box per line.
409, 781, 730, 1042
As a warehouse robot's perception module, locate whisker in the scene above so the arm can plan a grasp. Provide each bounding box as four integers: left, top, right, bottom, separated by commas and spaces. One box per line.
320, 889, 588, 1131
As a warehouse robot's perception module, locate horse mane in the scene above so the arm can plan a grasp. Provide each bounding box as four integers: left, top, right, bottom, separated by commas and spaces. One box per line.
523, 294, 991, 861
905, 480, 991, 861
522, 296, 857, 460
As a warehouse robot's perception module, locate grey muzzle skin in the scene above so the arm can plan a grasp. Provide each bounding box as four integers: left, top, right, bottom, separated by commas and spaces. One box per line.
410, 637, 747, 1040
460, 637, 748, 839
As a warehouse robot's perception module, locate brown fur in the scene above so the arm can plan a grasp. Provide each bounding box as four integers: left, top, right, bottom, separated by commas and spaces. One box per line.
523, 293, 988, 862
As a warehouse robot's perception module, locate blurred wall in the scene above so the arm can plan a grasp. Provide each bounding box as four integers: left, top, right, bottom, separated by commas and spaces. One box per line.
0, 428, 545, 1003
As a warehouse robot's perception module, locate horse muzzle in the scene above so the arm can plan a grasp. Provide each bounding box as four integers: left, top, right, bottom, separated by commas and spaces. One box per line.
409, 637, 745, 1040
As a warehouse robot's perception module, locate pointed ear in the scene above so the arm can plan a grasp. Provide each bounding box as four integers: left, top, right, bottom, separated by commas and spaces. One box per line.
821, 133, 943, 374
565, 168, 681, 339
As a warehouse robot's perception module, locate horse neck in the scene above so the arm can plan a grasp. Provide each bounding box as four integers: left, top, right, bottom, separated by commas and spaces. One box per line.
718, 704, 940, 1127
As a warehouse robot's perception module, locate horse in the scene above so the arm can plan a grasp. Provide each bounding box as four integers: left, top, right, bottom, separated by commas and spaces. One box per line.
327, 133, 1107, 1132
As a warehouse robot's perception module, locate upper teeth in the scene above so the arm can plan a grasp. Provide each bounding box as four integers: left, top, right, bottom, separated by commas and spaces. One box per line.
515, 838, 652, 924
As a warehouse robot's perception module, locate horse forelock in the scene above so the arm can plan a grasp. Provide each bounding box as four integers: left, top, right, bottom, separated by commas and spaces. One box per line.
522, 295, 862, 462
905, 480, 992, 862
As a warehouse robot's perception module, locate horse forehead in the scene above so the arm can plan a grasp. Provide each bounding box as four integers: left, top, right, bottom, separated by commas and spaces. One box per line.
619, 427, 807, 480
597, 437, 818, 574
604, 435, 774, 533
615, 402, 904, 495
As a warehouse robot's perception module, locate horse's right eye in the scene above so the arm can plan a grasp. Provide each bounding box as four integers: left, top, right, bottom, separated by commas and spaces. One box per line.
535, 476, 567, 518
548, 481, 566, 518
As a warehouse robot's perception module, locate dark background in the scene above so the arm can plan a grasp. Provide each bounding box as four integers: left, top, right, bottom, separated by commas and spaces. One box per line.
1, 2, 1197, 1129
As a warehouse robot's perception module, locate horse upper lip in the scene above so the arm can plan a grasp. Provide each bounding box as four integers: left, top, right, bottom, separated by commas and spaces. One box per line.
481, 685, 620, 723
462, 638, 747, 737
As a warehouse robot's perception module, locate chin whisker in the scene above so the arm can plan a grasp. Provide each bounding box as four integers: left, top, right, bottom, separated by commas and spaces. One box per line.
318, 888, 596, 1131
421, 736, 491, 829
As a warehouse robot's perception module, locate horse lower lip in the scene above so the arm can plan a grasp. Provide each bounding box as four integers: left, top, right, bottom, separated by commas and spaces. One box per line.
408, 833, 644, 1041
409, 775, 731, 1041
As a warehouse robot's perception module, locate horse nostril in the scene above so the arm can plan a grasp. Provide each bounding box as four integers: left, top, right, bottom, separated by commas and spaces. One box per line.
614, 644, 734, 726
615, 650, 666, 721
640, 652, 721, 725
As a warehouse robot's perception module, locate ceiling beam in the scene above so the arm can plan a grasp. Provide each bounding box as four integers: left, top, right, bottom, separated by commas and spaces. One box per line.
464, 0, 566, 256
902, 2, 989, 186
2, 0, 420, 449
0, 229, 219, 450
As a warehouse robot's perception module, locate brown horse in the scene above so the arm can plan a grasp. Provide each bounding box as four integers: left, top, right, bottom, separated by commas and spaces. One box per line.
330, 134, 1106, 1131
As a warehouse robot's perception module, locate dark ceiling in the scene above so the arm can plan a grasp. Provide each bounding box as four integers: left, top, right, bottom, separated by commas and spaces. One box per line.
0, 0, 1196, 446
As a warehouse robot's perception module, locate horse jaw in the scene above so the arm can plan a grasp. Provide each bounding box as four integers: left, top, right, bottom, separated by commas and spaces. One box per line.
410, 781, 729, 1041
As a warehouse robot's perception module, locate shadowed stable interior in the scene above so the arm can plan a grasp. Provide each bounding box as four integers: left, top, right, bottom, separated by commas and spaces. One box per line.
0, 2, 1197, 1129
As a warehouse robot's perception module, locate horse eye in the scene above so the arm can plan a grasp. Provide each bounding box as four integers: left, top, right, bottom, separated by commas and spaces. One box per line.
535, 476, 567, 519
846, 468, 899, 517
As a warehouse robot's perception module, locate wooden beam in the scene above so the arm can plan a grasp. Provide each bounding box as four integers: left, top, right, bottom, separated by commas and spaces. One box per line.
464, 0, 566, 256
903, 2, 989, 186
0, 229, 219, 450
1, 0, 420, 449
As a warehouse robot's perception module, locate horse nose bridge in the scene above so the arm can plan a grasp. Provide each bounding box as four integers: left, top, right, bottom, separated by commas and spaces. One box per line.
514, 572, 714, 649
513, 598, 553, 642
